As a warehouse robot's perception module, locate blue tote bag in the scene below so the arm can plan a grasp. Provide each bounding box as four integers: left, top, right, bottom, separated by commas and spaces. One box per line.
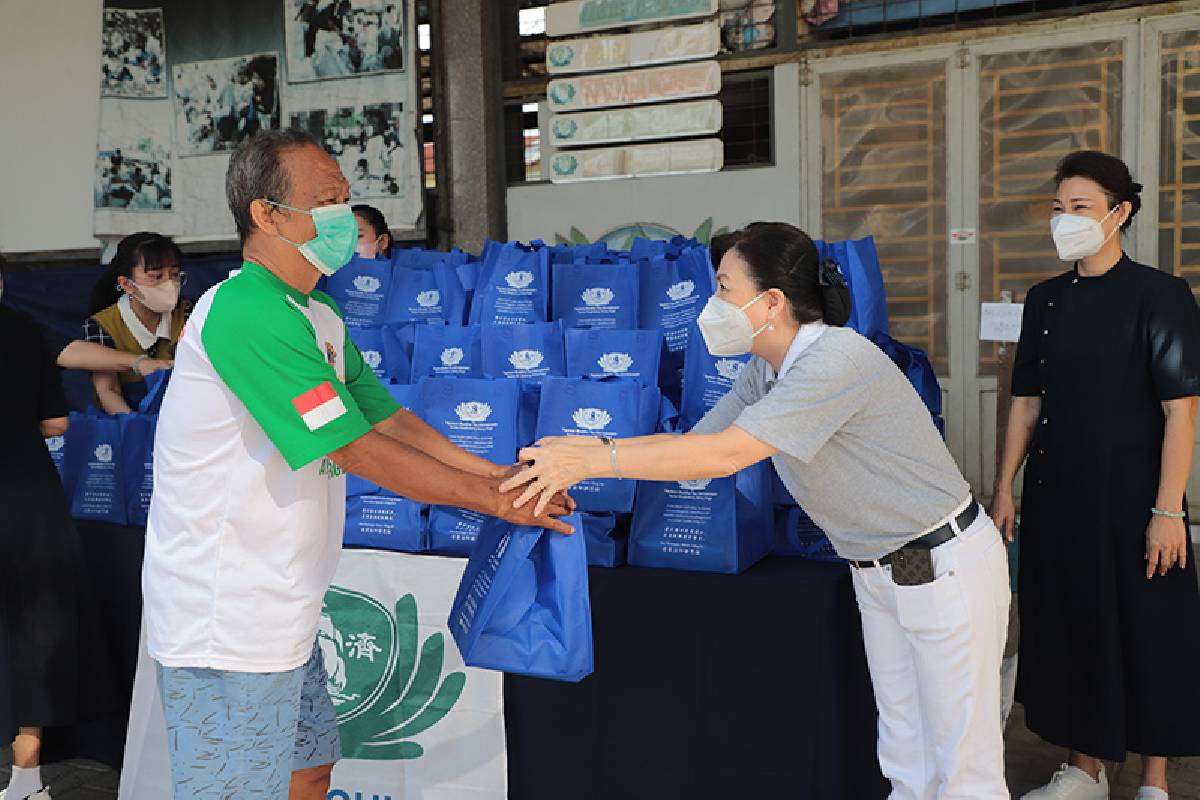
813, 236, 889, 340
348, 326, 389, 381
45, 434, 67, 480
582, 511, 625, 568
468, 242, 551, 326
564, 328, 662, 386
324, 256, 393, 328
773, 505, 844, 563
387, 260, 468, 326
679, 321, 753, 432
343, 494, 427, 553
481, 321, 566, 382
118, 413, 157, 526
411, 324, 483, 381
380, 322, 417, 384
628, 461, 774, 574
347, 382, 417, 496
418, 377, 520, 556
534, 377, 663, 513
449, 513, 593, 682
551, 261, 639, 330
61, 410, 127, 525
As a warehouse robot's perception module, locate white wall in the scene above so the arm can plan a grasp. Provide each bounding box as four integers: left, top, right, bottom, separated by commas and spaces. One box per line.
507, 63, 802, 246
0, 0, 103, 254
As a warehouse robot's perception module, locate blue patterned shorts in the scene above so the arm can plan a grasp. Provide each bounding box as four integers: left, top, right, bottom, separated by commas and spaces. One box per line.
156, 639, 341, 799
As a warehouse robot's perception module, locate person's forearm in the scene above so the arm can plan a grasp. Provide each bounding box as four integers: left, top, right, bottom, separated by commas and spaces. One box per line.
374, 409, 500, 477
96, 385, 132, 414
58, 341, 137, 372
995, 397, 1040, 495
1156, 399, 1198, 512
332, 429, 503, 514
581, 433, 748, 482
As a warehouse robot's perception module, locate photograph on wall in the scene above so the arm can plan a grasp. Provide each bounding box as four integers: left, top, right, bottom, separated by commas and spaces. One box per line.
94, 138, 172, 211
101, 7, 168, 98
289, 102, 408, 197
285, 0, 407, 83
173, 52, 281, 156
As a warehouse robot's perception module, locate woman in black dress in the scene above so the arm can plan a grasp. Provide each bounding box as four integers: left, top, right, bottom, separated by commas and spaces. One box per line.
0, 270, 110, 800
992, 151, 1200, 800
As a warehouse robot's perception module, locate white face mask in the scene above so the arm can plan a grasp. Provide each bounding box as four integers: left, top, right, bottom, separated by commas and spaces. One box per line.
355, 235, 385, 259
1050, 206, 1120, 262
697, 291, 769, 357
132, 280, 180, 313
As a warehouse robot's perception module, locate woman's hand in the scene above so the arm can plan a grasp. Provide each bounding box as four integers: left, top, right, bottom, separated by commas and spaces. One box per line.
1145, 514, 1189, 579
534, 435, 602, 448
989, 489, 1017, 544
499, 444, 596, 517
491, 462, 577, 515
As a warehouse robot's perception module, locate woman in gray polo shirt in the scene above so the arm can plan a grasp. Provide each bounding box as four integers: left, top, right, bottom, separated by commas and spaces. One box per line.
502, 222, 1011, 800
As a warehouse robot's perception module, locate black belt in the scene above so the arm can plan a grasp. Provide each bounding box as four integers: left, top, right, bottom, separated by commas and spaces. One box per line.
850, 500, 980, 569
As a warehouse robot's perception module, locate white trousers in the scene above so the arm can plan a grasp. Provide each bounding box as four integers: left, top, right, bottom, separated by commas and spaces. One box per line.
851, 507, 1012, 800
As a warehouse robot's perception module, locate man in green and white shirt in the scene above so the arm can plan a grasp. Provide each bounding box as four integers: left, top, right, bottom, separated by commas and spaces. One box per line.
143, 129, 572, 800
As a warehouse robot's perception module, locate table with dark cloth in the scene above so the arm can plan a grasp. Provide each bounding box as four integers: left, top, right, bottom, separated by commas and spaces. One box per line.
47, 526, 887, 800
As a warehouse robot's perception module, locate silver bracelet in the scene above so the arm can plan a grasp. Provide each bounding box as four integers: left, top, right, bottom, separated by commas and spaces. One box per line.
1151, 507, 1186, 519
598, 436, 622, 480
131, 354, 149, 377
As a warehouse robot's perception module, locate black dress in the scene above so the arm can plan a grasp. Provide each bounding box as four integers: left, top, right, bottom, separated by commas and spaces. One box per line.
0, 307, 112, 741
1012, 255, 1200, 760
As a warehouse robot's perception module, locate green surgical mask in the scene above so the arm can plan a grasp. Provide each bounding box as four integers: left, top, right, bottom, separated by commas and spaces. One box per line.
265, 200, 359, 277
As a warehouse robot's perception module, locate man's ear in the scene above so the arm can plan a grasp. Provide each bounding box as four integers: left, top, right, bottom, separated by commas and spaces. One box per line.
249, 198, 280, 237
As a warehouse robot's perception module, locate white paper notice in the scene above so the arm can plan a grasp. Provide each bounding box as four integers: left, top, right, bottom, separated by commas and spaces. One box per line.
979, 302, 1024, 343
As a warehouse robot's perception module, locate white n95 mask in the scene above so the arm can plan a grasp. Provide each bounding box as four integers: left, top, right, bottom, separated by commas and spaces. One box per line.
1050, 206, 1120, 262
697, 292, 768, 357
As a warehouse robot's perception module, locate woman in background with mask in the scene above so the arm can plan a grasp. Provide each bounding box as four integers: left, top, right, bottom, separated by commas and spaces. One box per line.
993, 151, 1200, 800
352, 203, 392, 260
502, 222, 1013, 800
84, 232, 187, 414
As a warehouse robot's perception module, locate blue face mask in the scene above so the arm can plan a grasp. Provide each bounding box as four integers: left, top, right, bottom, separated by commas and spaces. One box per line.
265, 200, 359, 277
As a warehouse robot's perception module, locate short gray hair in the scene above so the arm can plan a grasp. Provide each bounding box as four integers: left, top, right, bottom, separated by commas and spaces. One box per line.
225, 129, 319, 242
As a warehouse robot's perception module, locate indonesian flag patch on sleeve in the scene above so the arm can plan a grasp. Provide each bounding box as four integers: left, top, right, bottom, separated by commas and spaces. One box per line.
292, 381, 348, 432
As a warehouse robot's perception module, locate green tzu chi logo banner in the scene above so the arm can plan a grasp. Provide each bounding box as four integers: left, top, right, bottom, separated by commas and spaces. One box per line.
320, 587, 466, 759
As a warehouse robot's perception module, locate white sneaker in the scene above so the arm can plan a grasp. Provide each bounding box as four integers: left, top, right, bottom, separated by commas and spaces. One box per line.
1021, 763, 1109, 799
0, 787, 53, 800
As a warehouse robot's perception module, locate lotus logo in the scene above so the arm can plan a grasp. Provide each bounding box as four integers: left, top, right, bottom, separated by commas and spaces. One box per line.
505, 271, 535, 289
46, 436, 65, 452
363, 350, 383, 370
416, 289, 441, 308
508, 349, 545, 371
666, 280, 695, 301
548, 43, 574, 68
552, 118, 578, 140
353, 275, 382, 294
572, 407, 612, 431
597, 352, 633, 373
94, 444, 113, 463
552, 154, 579, 177
455, 401, 492, 422
319, 587, 465, 760
549, 81, 577, 106
580, 287, 614, 306
440, 347, 464, 367
714, 359, 744, 381
679, 478, 713, 491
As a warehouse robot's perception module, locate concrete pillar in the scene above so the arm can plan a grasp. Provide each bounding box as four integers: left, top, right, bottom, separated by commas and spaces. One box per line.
431, 0, 508, 253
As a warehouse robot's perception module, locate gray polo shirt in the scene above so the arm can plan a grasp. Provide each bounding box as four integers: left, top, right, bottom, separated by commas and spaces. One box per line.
692, 326, 970, 561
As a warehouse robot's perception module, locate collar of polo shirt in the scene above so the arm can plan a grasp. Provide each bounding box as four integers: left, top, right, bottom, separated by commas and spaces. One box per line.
772, 322, 829, 383
118, 293, 174, 351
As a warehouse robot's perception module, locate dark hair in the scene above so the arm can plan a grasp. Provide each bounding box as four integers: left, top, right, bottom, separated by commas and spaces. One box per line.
352, 204, 392, 257
1053, 150, 1142, 231
708, 231, 740, 273
724, 222, 852, 327
88, 232, 183, 315
225, 128, 320, 242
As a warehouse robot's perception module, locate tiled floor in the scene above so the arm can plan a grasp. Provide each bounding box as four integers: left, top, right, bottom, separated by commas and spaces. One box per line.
3, 705, 1199, 799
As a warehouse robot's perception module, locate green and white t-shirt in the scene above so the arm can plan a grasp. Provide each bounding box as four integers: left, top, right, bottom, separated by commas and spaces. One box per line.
143, 262, 400, 672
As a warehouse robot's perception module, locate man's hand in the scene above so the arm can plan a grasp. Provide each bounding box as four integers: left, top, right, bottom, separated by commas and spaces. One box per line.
490, 478, 575, 535
493, 462, 577, 514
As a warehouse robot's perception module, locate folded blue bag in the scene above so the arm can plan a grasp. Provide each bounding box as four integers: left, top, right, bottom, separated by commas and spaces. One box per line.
534, 377, 663, 513
773, 505, 844, 563
552, 261, 639, 330
813, 237, 889, 340
348, 326, 389, 381
449, 512, 593, 682
411, 324, 483, 381
582, 512, 625, 568
418, 377, 520, 556
564, 328, 663, 386
481, 321, 566, 382
679, 321, 753, 431
324, 256, 393, 328
628, 461, 774, 574
343, 494, 427, 553
468, 242, 551, 326
118, 413, 156, 526
387, 259, 467, 326
61, 410, 127, 525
